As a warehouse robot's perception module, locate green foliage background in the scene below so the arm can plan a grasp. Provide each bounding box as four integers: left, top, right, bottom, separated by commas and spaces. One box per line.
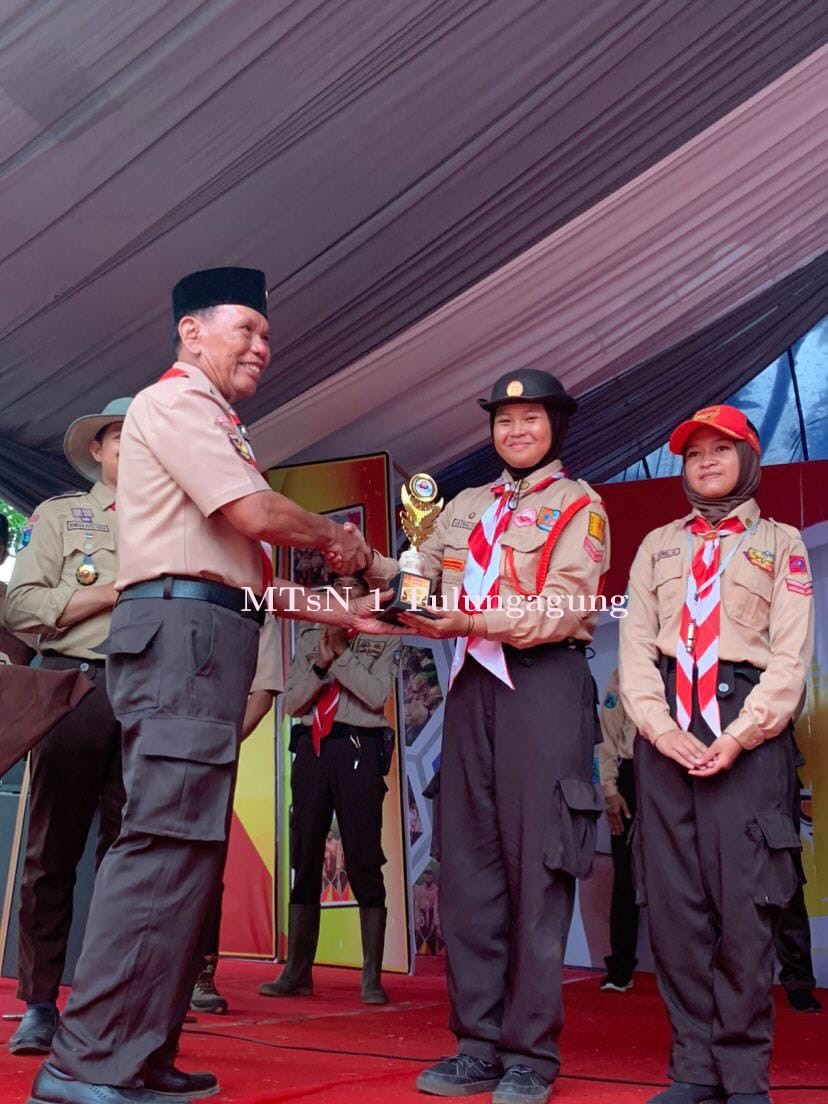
1, 499, 27, 548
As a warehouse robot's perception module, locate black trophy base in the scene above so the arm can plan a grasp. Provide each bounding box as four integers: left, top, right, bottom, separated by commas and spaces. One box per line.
377, 570, 437, 623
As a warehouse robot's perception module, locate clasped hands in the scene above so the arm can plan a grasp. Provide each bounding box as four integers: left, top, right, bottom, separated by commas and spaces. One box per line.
654, 728, 743, 776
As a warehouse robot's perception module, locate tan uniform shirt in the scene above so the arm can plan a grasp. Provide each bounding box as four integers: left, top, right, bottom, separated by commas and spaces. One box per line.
619, 499, 814, 750
116, 362, 270, 592
597, 669, 637, 797
5, 484, 117, 660
285, 625, 398, 727
250, 614, 284, 694
369, 459, 610, 647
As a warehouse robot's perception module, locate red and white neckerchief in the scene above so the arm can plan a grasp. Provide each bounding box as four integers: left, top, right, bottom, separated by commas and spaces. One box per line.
675, 515, 752, 737
311, 628, 359, 755
449, 471, 563, 689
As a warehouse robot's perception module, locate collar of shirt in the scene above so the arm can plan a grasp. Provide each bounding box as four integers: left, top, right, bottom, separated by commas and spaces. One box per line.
89, 481, 117, 511
680, 497, 760, 532
492, 457, 564, 492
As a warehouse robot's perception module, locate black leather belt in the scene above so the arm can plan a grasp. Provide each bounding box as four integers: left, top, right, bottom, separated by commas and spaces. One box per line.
118, 576, 265, 624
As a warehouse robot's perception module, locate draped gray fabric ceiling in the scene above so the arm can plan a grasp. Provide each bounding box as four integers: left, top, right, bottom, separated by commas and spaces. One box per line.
0, 0, 826, 511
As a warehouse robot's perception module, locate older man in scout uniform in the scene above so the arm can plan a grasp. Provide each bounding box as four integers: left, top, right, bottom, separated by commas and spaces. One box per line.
30, 266, 383, 1104
259, 574, 398, 1005
4, 400, 129, 1058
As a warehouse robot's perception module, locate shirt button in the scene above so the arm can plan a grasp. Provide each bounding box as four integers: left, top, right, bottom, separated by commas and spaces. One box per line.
80, 662, 90, 673
718, 682, 729, 693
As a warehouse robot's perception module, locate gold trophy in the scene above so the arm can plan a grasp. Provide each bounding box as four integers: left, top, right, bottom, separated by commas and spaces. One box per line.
380, 473, 444, 621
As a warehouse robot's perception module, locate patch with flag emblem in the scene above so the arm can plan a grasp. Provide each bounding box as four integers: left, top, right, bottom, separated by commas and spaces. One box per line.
587, 511, 605, 543
537, 506, 560, 532
744, 548, 775, 575
789, 555, 807, 575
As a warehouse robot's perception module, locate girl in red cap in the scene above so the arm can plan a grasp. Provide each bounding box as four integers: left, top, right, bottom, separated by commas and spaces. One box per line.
619, 405, 814, 1104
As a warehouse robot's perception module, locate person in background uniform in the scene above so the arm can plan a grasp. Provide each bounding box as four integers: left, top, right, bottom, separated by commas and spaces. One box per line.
774, 761, 821, 1014
596, 668, 639, 993
367, 369, 609, 1104
4, 400, 130, 1058
29, 267, 388, 1104
190, 613, 283, 1015
259, 573, 398, 1005
620, 405, 814, 1104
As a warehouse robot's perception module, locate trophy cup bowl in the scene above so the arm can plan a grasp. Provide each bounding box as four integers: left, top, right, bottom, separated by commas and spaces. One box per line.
379, 473, 444, 623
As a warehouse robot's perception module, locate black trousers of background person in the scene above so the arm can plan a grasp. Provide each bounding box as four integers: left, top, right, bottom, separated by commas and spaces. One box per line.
49, 597, 258, 1088
605, 757, 639, 984
774, 778, 817, 993
289, 725, 386, 907
437, 645, 602, 1085
18, 655, 124, 1004
635, 662, 799, 1096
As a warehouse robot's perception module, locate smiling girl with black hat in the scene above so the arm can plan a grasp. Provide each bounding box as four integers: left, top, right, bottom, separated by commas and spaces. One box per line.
367, 368, 609, 1104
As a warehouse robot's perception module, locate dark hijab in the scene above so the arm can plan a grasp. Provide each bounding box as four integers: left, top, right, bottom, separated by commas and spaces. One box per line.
682, 436, 761, 526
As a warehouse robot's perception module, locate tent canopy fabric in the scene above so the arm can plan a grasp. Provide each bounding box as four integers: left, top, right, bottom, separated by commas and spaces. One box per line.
1, 1, 827, 513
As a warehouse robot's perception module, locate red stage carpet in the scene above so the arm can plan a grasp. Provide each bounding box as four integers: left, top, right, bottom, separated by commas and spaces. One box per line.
1, 962, 824, 1103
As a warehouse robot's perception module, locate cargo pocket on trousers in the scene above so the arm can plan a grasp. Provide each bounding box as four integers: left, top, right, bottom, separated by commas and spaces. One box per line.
545, 778, 605, 878
747, 811, 801, 908
123, 716, 237, 842
96, 617, 163, 713
423, 770, 442, 861
628, 817, 647, 906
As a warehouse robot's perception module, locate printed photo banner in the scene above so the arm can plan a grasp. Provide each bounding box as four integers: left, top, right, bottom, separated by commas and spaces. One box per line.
266, 453, 410, 973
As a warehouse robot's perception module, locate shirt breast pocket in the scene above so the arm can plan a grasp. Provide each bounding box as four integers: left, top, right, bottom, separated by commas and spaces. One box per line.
653, 555, 685, 621
723, 558, 773, 630
499, 527, 548, 595
61, 526, 116, 583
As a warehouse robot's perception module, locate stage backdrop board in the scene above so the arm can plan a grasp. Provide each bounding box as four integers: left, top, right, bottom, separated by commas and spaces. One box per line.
265, 454, 410, 974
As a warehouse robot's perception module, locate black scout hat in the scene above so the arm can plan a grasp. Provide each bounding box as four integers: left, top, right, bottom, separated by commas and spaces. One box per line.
478, 368, 577, 415
172, 266, 268, 322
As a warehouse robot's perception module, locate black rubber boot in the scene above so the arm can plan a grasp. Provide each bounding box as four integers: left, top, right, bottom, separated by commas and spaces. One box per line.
259, 903, 320, 997
360, 906, 389, 1005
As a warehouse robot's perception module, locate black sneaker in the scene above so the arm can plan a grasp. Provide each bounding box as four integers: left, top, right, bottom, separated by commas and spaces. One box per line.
417, 1054, 503, 1096
786, 987, 822, 1013
725, 1095, 771, 1104
646, 1083, 724, 1104
189, 959, 228, 1015
493, 1065, 552, 1104
600, 975, 634, 993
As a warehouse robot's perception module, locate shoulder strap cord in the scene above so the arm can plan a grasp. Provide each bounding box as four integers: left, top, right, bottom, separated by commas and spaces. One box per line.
503, 493, 593, 598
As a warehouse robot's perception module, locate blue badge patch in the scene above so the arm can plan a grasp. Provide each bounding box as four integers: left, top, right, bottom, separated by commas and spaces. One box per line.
18, 527, 32, 550
537, 506, 561, 532
603, 693, 618, 709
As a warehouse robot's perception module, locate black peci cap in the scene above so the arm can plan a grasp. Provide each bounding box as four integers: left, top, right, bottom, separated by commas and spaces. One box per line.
478, 368, 577, 414
172, 266, 268, 322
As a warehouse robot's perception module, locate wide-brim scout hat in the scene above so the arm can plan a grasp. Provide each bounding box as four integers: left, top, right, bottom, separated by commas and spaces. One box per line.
172, 266, 268, 322
478, 369, 577, 415
669, 404, 760, 456
63, 397, 132, 483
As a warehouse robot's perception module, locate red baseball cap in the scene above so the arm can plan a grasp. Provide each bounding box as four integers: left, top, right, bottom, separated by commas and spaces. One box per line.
668, 404, 760, 456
